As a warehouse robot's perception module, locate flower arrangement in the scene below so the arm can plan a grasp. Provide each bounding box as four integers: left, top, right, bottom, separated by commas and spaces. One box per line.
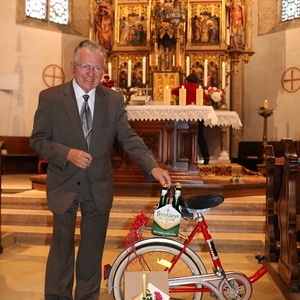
101, 74, 115, 88
205, 87, 226, 109
143, 289, 163, 300
101, 75, 146, 106
129, 87, 145, 96
205, 87, 225, 102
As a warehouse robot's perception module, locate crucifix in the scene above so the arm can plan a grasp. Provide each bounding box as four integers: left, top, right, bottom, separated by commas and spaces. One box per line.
140, 84, 152, 106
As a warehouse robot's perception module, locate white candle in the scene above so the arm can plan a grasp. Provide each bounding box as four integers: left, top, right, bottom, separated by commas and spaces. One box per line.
186, 56, 190, 76
108, 62, 112, 79
263, 100, 269, 109
173, 55, 175, 67
222, 62, 226, 89
204, 59, 208, 87
164, 86, 170, 105
179, 86, 186, 106
155, 55, 158, 65
127, 60, 131, 87
149, 54, 152, 66
179, 55, 181, 66
196, 86, 203, 106
142, 57, 146, 84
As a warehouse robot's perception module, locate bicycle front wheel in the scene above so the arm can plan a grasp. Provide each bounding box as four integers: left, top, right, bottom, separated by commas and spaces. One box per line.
112, 243, 203, 300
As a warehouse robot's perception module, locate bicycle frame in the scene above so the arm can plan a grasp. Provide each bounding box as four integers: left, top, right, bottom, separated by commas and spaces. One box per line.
166, 212, 270, 294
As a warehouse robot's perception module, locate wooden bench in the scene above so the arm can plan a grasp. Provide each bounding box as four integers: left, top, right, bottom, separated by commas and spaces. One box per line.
0, 136, 38, 174
265, 138, 300, 291
231, 141, 299, 172
264, 144, 283, 262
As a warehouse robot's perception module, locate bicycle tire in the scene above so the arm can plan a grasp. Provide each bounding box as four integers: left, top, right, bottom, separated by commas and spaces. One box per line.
112, 243, 203, 300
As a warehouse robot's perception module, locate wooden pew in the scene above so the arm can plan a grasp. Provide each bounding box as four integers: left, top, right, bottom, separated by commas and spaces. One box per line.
277, 138, 300, 291
232, 140, 300, 172
0, 140, 5, 253
0, 136, 38, 174
264, 144, 283, 262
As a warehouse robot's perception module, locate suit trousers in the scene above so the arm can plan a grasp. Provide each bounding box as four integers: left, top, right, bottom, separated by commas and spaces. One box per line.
45, 195, 110, 300
197, 120, 210, 159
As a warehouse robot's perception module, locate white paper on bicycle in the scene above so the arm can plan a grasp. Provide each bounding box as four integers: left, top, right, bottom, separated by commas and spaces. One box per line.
151, 204, 181, 237
125, 271, 169, 300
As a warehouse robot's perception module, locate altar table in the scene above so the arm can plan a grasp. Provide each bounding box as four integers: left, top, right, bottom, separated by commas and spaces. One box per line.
125, 106, 242, 171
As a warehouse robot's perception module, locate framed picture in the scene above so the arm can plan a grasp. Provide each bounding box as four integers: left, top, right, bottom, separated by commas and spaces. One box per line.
189, 2, 222, 46
117, 3, 149, 46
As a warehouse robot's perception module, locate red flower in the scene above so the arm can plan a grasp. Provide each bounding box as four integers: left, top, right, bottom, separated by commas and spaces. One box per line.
154, 291, 163, 300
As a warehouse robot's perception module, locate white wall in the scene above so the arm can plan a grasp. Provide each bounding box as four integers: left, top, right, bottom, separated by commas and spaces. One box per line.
0, 1, 83, 136
243, 1, 300, 142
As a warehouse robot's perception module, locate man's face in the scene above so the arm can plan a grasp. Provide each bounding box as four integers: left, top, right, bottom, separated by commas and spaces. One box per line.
70, 47, 105, 93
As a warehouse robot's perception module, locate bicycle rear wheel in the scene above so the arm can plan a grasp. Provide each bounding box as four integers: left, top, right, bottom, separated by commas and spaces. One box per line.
112, 243, 203, 300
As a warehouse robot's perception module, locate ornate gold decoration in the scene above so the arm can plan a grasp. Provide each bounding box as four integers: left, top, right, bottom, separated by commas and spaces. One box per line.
225, 49, 254, 74
153, 73, 179, 102
105, 0, 254, 96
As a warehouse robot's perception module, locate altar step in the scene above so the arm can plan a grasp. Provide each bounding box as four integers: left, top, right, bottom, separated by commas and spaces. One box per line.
1, 191, 266, 253
30, 167, 266, 198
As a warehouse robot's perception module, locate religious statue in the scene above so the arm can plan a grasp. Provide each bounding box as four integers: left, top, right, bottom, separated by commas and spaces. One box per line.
226, 0, 247, 49
94, 0, 113, 50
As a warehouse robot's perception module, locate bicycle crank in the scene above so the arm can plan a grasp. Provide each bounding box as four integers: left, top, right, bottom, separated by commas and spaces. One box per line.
169, 271, 253, 300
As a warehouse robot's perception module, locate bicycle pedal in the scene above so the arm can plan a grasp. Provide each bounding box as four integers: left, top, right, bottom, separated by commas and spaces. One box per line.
255, 255, 265, 264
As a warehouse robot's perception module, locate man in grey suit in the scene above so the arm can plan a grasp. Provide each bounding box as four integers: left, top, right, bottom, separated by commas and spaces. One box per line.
30, 39, 171, 300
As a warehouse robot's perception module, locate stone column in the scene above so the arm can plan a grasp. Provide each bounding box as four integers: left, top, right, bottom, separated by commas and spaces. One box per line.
230, 61, 244, 158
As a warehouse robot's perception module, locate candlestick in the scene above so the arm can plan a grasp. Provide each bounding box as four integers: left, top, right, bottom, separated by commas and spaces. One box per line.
108, 62, 112, 79
127, 60, 131, 87
196, 86, 203, 105
222, 62, 226, 89
164, 86, 170, 105
142, 272, 149, 298
186, 56, 190, 76
263, 100, 269, 109
179, 86, 186, 106
204, 59, 208, 87
142, 57, 146, 84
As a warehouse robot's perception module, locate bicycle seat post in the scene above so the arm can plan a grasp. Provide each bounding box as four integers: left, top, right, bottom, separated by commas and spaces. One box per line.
194, 212, 204, 223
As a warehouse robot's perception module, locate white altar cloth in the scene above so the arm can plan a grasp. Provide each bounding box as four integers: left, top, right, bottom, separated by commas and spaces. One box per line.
126, 106, 243, 129
215, 111, 243, 130
126, 105, 219, 127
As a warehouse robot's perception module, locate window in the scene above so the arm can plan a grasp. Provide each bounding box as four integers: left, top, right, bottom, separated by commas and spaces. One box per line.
25, 0, 68, 25
282, 0, 300, 21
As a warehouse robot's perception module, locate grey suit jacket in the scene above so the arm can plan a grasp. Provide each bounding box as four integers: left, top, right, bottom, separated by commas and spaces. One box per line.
30, 81, 158, 214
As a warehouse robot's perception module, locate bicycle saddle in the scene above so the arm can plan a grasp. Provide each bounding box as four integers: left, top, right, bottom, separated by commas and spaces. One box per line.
179, 194, 224, 217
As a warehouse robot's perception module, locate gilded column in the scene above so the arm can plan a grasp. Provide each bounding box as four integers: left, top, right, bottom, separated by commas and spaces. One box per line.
230, 61, 244, 158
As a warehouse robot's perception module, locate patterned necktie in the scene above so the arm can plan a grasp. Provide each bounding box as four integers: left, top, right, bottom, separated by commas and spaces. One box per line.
80, 94, 92, 148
